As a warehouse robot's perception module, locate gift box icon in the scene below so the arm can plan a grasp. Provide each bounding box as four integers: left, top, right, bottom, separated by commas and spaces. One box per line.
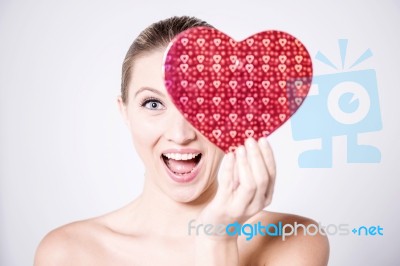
291, 40, 382, 168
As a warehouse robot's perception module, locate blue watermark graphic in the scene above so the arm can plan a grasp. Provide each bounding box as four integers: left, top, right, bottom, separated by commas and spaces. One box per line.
188, 219, 384, 241
351, 225, 384, 236
291, 39, 382, 168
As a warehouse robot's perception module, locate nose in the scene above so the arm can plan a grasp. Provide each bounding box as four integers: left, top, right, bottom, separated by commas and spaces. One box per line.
164, 108, 196, 145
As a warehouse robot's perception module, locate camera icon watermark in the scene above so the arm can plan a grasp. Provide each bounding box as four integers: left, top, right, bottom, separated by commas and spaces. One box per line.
291, 39, 382, 168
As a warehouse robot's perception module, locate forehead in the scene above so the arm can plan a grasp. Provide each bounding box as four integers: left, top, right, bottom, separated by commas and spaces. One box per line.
129, 49, 167, 96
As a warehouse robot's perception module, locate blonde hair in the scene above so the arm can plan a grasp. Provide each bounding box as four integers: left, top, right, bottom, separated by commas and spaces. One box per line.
121, 16, 213, 104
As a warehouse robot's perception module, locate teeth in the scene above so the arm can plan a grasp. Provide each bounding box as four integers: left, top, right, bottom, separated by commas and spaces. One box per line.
163, 153, 200, 160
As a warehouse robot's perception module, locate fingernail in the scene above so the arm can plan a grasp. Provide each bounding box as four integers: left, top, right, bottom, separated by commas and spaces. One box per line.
227, 152, 234, 159
246, 137, 257, 147
259, 137, 269, 147
237, 145, 246, 156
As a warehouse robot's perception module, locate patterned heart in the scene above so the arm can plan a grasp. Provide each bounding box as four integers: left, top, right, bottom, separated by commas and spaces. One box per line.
164, 27, 313, 153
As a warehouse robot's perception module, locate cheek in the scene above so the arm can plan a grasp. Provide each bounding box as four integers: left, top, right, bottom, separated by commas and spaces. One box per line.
132, 120, 155, 142
128, 112, 164, 152
213, 151, 224, 170
203, 135, 224, 159
216, 151, 224, 162
211, 148, 225, 172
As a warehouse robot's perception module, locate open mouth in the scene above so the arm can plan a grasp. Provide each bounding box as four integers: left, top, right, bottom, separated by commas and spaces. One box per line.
161, 153, 202, 175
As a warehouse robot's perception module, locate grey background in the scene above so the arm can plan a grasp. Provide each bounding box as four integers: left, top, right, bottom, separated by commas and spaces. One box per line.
1, 0, 399, 265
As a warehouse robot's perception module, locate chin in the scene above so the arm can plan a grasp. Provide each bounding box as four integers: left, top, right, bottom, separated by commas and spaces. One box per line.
169, 189, 203, 203
157, 180, 203, 202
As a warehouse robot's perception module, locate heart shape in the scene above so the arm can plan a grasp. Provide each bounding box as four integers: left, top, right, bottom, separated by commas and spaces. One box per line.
164, 27, 312, 153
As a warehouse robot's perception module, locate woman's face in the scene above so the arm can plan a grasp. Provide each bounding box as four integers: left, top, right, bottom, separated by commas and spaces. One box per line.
118, 48, 224, 203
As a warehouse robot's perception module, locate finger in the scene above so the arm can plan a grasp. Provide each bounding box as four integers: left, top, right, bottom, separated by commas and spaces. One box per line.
258, 137, 276, 205
258, 138, 276, 178
216, 152, 235, 198
233, 158, 240, 190
245, 137, 269, 205
234, 145, 257, 208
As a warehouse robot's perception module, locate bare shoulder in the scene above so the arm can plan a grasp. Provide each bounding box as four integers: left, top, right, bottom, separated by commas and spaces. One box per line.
34, 218, 110, 266
238, 210, 330, 266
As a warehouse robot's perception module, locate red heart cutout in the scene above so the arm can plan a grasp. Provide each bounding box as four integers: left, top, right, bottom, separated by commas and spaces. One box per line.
164, 27, 312, 153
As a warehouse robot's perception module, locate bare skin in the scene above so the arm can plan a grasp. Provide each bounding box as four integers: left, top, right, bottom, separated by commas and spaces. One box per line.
34, 208, 328, 265
34, 48, 329, 266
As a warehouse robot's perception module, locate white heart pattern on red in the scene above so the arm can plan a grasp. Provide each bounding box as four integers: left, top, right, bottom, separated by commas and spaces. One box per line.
164, 27, 312, 153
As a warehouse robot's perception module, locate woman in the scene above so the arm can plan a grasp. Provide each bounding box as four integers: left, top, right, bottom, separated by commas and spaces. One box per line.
34, 16, 329, 265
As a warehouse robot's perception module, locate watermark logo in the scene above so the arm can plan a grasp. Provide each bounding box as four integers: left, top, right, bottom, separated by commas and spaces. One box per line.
351, 225, 383, 236
188, 219, 384, 241
291, 39, 382, 168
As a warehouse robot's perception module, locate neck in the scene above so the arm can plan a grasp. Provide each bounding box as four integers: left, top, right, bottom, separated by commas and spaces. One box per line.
128, 174, 218, 238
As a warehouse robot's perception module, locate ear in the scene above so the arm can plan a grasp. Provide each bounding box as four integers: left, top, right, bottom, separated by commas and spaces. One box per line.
117, 95, 129, 127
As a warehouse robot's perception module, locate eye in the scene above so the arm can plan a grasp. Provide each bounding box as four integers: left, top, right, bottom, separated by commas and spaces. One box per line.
141, 98, 165, 110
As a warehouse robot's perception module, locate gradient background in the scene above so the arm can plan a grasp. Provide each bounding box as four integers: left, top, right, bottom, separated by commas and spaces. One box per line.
1, 0, 399, 265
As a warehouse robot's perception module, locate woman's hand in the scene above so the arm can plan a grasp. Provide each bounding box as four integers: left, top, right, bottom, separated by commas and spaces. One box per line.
194, 137, 276, 266
197, 137, 276, 235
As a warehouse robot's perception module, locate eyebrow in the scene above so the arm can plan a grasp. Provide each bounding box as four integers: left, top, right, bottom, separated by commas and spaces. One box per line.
134, 87, 165, 98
